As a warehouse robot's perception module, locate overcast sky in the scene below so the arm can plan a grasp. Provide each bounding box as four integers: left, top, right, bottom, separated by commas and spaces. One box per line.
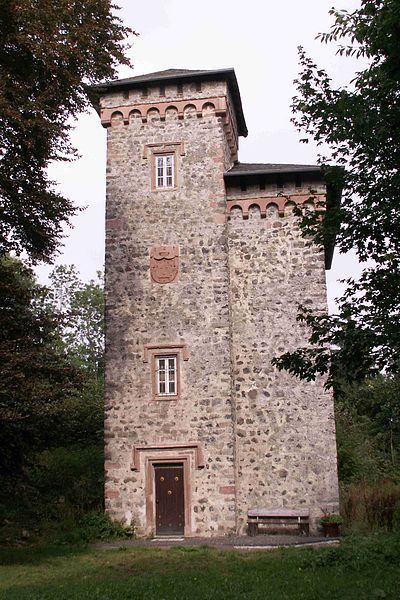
42, 0, 362, 312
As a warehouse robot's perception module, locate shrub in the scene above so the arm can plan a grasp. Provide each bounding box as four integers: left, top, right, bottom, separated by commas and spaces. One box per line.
300, 531, 400, 572
27, 444, 104, 518
320, 513, 343, 525
57, 511, 134, 544
0, 443, 106, 545
341, 480, 400, 531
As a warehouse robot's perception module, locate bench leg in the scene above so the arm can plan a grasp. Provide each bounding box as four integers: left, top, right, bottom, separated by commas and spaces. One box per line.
299, 522, 309, 536
248, 521, 258, 537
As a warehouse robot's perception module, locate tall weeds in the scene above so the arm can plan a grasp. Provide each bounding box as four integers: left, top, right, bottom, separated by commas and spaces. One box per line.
341, 480, 400, 531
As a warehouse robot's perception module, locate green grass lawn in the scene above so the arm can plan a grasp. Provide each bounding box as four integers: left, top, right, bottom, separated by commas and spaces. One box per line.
0, 534, 399, 600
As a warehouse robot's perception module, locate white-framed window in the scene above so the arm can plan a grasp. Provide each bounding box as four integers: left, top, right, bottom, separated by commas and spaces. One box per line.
144, 342, 188, 401
155, 355, 177, 396
156, 154, 174, 188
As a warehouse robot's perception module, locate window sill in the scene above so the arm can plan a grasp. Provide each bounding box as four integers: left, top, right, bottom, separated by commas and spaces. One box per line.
153, 186, 178, 192
153, 395, 179, 401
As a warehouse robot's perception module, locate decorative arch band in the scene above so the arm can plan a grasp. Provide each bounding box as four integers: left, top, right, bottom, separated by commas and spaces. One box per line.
226, 195, 324, 219
101, 95, 238, 158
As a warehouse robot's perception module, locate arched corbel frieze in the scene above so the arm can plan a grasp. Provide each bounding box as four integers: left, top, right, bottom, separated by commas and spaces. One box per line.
226, 194, 326, 220
100, 95, 238, 158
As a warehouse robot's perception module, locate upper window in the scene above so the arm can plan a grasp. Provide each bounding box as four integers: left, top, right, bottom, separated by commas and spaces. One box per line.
144, 142, 184, 191
155, 355, 177, 396
156, 154, 174, 189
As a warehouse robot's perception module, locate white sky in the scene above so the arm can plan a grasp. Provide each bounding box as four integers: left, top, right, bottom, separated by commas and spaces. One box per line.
42, 0, 363, 313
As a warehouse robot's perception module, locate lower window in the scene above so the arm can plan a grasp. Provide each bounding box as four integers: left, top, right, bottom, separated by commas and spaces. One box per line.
144, 342, 188, 401
153, 354, 180, 400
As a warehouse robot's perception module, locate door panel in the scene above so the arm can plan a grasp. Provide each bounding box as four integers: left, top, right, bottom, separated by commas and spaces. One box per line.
154, 464, 184, 535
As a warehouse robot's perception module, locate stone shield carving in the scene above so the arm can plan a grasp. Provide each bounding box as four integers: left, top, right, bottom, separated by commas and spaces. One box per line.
150, 246, 179, 284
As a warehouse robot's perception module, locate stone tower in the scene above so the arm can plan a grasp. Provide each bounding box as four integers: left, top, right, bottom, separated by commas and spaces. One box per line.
94, 68, 339, 537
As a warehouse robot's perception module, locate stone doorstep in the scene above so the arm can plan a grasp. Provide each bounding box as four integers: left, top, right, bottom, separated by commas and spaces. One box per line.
151, 537, 185, 542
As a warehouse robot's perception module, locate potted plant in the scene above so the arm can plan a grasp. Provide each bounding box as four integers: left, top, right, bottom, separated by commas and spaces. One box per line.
320, 512, 343, 537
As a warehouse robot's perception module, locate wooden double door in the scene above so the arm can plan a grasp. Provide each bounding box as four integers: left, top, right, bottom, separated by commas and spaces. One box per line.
154, 463, 184, 536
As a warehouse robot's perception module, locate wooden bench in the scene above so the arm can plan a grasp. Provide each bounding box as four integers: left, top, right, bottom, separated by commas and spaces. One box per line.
247, 508, 310, 536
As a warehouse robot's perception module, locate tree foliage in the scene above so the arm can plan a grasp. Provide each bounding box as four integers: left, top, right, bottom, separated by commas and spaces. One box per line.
0, 257, 85, 474
273, 0, 400, 389
0, 258, 105, 475
336, 376, 400, 483
0, 0, 134, 260
47, 265, 104, 377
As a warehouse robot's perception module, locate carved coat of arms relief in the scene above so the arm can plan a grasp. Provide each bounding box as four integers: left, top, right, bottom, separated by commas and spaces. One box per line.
150, 246, 179, 284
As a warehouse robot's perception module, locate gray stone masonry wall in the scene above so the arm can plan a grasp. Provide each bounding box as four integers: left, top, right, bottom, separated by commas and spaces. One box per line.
227, 190, 339, 534
103, 80, 237, 536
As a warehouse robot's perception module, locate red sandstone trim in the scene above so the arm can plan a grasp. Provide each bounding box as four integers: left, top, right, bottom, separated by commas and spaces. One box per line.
145, 455, 192, 537
219, 485, 236, 494
131, 443, 204, 472
105, 490, 120, 499
226, 194, 326, 219
104, 462, 121, 470
101, 96, 238, 159
101, 96, 225, 125
105, 218, 122, 231
151, 352, 181, 401
143, 141, 185, 160
143, 343, 188, 402
143, 342, 189, 363
149, 148, 179, 192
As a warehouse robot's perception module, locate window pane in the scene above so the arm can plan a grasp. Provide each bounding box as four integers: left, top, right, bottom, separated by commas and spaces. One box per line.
166, 159, 173, 187
168, 358, 175, 369
159, 382, 166, 394
169, 381, 176, 394
158, 358, 165, 369
156, 157, 164, 187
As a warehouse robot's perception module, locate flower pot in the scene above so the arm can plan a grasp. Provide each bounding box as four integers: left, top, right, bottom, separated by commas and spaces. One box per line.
322, 522, 340, 537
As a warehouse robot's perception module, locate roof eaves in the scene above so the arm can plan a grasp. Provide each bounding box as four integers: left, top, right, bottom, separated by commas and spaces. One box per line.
224, 166, 321, 178
92, 68, 233, 89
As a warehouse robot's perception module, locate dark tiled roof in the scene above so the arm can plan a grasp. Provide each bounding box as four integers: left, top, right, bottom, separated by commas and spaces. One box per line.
97, 68, 214, 86
225, 163, 321, 176
91, 68, 248, 137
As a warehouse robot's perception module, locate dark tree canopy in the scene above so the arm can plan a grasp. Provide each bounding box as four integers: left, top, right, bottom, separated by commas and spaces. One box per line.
273, 0, 400, 390
0, 0, 133, 261
0, 256, 84, 474
336, 375, 400, 482
47, 264, 104, 377
0, 258, 105, 475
